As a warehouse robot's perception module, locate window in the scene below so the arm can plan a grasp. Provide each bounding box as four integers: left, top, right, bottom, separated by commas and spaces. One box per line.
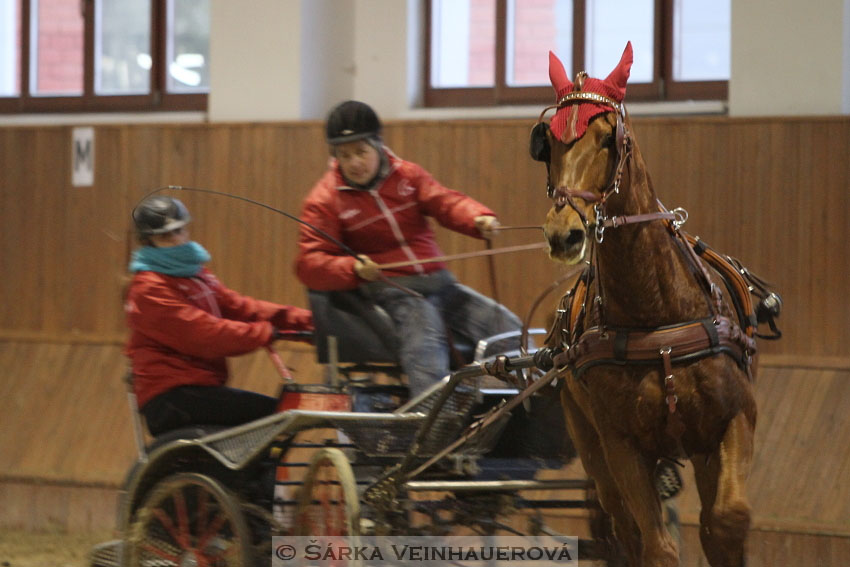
425, 0, 730, 107
0, 0, 209, 113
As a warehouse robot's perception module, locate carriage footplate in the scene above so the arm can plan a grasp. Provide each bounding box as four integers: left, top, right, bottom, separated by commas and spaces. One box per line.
362, 469, 404, 535
654, 458, 684, 500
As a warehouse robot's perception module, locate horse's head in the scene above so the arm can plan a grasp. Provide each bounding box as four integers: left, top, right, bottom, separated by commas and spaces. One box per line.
532, 43, 633, 265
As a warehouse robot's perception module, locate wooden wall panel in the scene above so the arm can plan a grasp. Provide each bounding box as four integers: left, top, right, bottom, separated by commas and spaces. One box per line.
1, 117, 848, 358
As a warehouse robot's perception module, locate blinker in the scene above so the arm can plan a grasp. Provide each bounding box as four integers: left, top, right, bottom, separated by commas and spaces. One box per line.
529, 122, 551, 163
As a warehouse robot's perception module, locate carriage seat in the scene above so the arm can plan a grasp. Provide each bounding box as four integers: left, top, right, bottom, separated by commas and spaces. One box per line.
307, 289, 476, 374
308, 289, 400, 366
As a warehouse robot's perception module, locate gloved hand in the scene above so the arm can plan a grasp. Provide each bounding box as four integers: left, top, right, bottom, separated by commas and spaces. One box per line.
354, 254, 381, 281
474, 215, 500, 239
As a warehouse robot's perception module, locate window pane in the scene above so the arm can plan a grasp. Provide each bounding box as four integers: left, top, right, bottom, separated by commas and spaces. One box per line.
0, 0, 20, 96
430, 0, 495, 88
95, 0, 151, 95
506, 0, 572, 86
167, 0, 209, 92
31, 0, 83, 96
585, 0, 653, 83
673, 0, 729, 81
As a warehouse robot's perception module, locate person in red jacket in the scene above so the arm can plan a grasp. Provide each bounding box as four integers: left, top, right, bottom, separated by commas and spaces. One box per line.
126, 196, 313, 436
296, 100, 521, 396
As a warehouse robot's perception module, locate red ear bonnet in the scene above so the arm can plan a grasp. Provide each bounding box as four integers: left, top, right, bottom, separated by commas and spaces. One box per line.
549, 42, 633, 144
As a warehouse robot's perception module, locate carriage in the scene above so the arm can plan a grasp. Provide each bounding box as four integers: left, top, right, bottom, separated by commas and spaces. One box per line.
88, 288, 633, 567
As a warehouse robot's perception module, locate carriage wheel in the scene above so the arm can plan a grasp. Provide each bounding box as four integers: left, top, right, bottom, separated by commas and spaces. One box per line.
127, 472, 252, 567
295, 447, 361, 537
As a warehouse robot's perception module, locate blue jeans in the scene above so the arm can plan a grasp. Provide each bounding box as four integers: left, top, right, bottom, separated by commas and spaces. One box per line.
365, 272, 522, 397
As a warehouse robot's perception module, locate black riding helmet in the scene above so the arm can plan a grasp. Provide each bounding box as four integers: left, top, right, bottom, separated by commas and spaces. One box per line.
325, 100, 382, 145
133, 195, 192, 237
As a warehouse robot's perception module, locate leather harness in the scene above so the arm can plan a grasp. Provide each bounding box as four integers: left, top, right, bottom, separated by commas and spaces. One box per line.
539, 90, 759, 449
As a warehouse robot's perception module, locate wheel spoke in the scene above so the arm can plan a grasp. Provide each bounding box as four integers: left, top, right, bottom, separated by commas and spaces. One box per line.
173, 487, 192, 548
197, 485, 209, 543
197, 511, 229, 551
153, 508, 190, 551
319, 472, 335, 533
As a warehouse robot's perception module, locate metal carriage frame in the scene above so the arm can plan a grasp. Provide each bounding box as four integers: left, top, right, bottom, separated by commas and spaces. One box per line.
90, 332, 626, 567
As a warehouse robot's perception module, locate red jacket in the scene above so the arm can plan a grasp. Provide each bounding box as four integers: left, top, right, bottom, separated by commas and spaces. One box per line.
296, 149, 495, 290
125, 268, 313, 407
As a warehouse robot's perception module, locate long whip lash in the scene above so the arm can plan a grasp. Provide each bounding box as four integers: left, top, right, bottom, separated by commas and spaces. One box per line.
136, 185, 359, 257
134, 186, 549, 295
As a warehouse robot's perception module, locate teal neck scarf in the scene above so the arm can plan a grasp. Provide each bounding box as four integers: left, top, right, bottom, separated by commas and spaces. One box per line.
129, 241, 211, 277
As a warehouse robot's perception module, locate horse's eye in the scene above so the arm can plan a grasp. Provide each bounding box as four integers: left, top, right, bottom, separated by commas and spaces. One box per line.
601, 133, 615, 148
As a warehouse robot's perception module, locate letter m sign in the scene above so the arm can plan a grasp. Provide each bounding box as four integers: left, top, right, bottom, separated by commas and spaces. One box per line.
72, 127, 95, 187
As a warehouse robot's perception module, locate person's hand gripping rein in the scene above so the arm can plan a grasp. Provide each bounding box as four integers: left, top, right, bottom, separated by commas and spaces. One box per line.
354, 254, 382, 281
474, 215, 501, 239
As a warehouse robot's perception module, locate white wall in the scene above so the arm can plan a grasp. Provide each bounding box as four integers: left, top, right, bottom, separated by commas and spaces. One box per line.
299, 0, 356, 119
209, 0, 408, 122
350, 0, 421, 117
730, 0, 850, 116
209, 0, 302, 121
844, 0, 850, 113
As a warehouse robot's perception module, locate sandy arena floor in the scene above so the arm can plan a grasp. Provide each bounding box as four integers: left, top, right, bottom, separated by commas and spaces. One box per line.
0, 529, 113, 567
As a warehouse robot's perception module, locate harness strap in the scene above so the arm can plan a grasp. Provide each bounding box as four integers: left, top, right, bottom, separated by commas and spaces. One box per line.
600, 210, 676, 228
660, 347, 686, 441
672, 227, 725, 317
688, 235, 757, 336
552, 315, 756, 377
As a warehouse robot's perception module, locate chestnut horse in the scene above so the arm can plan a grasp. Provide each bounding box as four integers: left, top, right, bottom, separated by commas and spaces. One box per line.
532, 43, 759, 567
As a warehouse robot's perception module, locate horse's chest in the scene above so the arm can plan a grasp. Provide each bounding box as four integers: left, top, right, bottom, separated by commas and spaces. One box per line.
568, 367, 665, 436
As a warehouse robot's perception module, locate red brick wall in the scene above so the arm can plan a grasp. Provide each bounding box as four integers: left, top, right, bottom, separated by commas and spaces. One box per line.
467, 0, 495, 85
34, 0, 83, 93
467, 0, 557, 86
510, 0, 556, 84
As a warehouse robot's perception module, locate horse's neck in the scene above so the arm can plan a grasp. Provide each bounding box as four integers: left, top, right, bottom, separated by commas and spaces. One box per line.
593, 151, 708, 327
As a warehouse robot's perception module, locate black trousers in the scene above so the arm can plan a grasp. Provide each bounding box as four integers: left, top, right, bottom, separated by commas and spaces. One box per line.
141, 385, 278, 437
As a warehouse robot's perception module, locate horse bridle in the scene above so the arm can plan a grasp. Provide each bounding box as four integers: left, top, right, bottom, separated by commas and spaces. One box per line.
534, 90, 683, 241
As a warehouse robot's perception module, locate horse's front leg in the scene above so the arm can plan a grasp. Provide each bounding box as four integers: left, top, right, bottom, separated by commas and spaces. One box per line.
691, 411, 754, 567
598, 429, 679, 567
560, 386, 641, 565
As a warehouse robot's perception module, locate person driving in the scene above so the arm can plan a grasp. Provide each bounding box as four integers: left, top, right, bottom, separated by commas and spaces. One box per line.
125, 195, 313, 436
295, 100, 522, 397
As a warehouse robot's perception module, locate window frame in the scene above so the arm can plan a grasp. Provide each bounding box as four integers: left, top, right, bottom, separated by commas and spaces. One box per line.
0, 0, 207, 114
424, 0, 728, 108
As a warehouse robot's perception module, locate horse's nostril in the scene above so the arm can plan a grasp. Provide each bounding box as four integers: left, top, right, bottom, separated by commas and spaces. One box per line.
565, 229, 584, 247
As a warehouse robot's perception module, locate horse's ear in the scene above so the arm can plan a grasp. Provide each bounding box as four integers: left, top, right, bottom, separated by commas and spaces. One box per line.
604, 41, 633, 95
549, 51, 573, 98
529, 122, 551, 163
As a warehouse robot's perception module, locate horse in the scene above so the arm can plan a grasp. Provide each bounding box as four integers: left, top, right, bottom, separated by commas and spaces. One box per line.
530, 43, 763, 567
